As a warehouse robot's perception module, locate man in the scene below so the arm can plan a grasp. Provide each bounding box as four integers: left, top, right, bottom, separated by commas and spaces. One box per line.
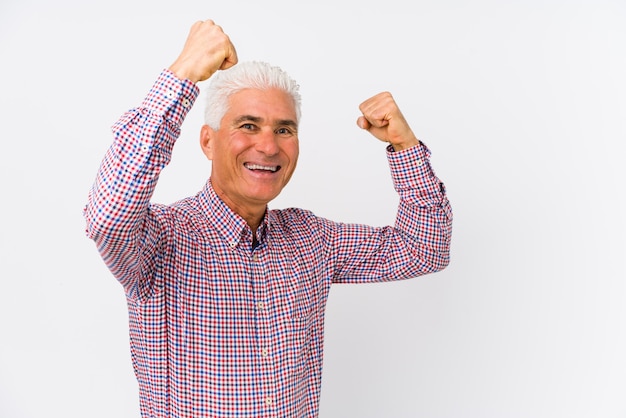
84, 20, 452, 417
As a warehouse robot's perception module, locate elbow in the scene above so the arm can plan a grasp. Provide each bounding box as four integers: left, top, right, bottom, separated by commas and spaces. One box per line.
426, 251, 450, 275
419, 240, 451, 275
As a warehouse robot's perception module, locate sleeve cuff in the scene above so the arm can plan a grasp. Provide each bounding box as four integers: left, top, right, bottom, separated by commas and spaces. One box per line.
140, 69, 200, 127
387, 142, 445, 199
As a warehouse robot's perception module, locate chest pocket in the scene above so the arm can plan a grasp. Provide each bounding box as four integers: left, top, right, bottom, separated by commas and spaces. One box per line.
281, 247, 319, 321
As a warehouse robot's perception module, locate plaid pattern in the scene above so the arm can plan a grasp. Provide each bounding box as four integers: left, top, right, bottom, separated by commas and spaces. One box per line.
84, 70, 452, 417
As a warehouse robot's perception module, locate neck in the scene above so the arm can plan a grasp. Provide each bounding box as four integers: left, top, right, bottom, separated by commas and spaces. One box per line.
212, 183, 266, 235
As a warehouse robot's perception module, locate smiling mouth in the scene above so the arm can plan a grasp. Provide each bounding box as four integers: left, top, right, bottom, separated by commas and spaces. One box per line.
244, 163, 281, 173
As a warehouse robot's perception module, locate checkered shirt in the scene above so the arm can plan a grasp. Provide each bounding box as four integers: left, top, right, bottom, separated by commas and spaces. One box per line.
84, 69, 452, 417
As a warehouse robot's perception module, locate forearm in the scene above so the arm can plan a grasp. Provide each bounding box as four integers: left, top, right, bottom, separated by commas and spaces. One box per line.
389, 143, 452, 274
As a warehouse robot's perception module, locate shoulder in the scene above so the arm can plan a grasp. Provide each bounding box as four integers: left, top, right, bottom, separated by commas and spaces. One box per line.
270, 207, 315, 235
270, 207, 315, 226
148, 195, 203, 231
269, 207, 336, 244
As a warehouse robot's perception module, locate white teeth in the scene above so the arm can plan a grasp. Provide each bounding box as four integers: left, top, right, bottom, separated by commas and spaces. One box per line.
245, 163, 278, 172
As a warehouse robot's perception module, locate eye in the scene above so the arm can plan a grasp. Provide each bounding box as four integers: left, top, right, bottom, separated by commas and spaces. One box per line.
241, 123, 256, 131
276, 127, 295, 136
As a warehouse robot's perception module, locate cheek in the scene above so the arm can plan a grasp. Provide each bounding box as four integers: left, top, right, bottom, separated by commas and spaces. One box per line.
215, 138, 247, 164
285, 142, 299, 163
283, 146, 299, 180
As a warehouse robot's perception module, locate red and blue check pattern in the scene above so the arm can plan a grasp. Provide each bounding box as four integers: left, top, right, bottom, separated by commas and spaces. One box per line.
84, 70, 452, 417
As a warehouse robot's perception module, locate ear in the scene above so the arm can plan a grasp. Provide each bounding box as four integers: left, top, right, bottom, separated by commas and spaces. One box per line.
199, 124, 215, 160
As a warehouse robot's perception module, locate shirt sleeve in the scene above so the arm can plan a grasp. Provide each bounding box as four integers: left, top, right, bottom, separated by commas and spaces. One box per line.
83, 69, 199, 294
326, 142, 453, 283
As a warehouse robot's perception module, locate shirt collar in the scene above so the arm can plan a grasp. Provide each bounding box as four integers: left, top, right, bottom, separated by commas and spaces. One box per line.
197, 179, 270, 248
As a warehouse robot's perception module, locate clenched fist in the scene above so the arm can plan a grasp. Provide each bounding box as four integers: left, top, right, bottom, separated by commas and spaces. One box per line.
357, 92, 420, 151
168, 20, 238, 83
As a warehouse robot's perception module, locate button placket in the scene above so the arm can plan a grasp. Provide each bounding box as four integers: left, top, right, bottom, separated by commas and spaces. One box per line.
251, 244, 276, 413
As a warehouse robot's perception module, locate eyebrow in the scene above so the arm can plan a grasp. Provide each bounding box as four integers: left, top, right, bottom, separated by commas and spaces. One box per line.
277, 119, 299, 130
233, 115, 262, 125
233, 115, 298, 130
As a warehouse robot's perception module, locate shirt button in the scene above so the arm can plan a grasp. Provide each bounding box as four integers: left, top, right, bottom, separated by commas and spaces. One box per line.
265, 397, 273, 406
257, 302, 264, 310
229, 242, 236, 248
261, 348, 268, 357
252, 254, 259, 261
182, 98, 191, 108
416, 159, 424, 167
166, 89, 176, 99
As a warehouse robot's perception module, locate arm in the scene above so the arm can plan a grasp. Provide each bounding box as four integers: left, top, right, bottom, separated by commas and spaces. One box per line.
83, 71, 198, 292
83, 20, 237, 293
327, 144, 452, 283
329, 93, 452, 283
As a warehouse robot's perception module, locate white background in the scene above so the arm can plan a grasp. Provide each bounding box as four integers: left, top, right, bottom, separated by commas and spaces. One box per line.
1, 0, 625, 417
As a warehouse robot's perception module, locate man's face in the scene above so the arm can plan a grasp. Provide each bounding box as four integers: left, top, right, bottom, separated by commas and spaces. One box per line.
201, 87, 299, 217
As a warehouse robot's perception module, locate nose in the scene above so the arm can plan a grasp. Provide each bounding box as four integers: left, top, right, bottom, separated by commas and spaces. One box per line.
255, 129, 280, 156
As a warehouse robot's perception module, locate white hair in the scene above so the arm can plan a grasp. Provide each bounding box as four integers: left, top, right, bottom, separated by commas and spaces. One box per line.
203, 61, 302, 130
